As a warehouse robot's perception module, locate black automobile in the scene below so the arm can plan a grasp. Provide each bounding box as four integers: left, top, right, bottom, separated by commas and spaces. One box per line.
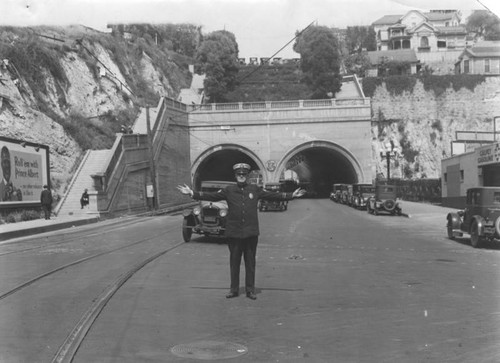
447, 187, 500, 248
351, 183, 375, 209
367, 184, 402, 216
330, 183, 343, 202
259, 182, 288, 211
181, 180, 235, 242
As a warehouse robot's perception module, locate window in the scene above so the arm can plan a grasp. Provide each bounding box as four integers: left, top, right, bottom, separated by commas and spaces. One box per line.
437, 40, 446, 48
485, 59, 490, 73
460, 169, 464, 182
464, 60, 469, 74
420, 36, 429, 47
444, 172, 447, 183
494, 192, 500, 204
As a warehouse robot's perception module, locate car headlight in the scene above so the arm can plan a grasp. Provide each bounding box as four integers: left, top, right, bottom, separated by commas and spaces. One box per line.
193, 206, 201, 216
219, 209, 227, 217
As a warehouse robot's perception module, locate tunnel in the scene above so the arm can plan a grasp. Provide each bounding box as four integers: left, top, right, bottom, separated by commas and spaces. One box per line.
192, 149, 261, 190
284, 147, 358, 198
193, 143, 360, 198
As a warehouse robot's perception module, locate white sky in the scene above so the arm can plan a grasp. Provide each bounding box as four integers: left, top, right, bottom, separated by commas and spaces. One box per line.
1, 0, 498, 59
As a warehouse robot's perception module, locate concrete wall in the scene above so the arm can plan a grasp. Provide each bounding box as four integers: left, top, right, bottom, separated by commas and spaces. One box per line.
187, 100, 373, 184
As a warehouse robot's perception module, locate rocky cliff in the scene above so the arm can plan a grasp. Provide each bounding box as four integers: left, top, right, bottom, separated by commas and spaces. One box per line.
370, 77, 500, 180
0, 25, 190, 200
1, 25, 499, 202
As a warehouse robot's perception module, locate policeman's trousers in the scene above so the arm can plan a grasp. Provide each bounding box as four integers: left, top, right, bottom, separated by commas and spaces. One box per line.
227, 236, 258, 294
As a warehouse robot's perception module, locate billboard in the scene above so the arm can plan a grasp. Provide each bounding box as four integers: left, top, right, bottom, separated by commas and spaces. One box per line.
0, 137, 50, 206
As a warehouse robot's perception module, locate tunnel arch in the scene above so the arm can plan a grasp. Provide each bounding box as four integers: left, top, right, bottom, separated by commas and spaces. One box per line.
191, 144, 266, 190
275, 140, 365, 197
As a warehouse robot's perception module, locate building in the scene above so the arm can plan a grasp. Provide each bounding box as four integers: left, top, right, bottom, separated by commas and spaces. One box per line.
442, 139, 500, 208
365, 49, 420, 76
372, 10, 466, 52
455, 40, 500, 75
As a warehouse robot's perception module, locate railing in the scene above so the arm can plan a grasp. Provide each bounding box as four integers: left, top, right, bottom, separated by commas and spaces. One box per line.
188, 98, 369, 112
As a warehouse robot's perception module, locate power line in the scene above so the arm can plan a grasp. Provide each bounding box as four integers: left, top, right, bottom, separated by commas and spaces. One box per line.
235, 20, 315, 85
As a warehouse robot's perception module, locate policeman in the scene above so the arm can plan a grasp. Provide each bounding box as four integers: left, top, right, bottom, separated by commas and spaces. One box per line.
178, 163, 305, 300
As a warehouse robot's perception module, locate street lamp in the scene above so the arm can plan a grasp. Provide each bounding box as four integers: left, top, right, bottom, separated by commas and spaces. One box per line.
380, 140, 400, 181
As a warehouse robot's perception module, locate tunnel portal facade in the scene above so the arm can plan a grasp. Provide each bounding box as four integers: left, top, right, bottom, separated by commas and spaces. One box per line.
187, 99, 373, 198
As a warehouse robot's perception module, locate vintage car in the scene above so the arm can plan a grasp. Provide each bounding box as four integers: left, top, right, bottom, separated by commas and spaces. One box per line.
340, 184, 353, 205
351, 183, 375, 209
367, 184, 402, 215
181, 180, 235, 242
447, 187, 500, 248
259, 182, 288, 211
330, 183, 343, 202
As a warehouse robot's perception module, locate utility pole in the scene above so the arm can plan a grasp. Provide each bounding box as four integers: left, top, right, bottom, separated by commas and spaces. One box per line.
146, 107, 159, 210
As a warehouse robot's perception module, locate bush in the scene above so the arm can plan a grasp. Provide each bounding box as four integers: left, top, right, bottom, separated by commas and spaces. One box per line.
5, 214, 16, 224
21, 210, 41, 221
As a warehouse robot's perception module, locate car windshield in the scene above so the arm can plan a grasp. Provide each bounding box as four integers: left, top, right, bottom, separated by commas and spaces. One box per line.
360, 186, 374, 193
494, 192, 500, 204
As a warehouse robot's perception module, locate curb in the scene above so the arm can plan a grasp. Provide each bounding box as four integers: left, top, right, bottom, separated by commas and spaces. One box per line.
0, 217, 100, 242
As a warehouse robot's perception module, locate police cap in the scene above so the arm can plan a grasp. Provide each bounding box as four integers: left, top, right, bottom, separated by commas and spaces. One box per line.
233, 163, 251, 174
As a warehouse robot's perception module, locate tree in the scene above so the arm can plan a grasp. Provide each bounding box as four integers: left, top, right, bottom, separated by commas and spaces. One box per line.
195, 30, 239, 102
293, 25, 343, 99
344, 52, 371, 77
345, 26, 377, 54
466, 10, 500, 40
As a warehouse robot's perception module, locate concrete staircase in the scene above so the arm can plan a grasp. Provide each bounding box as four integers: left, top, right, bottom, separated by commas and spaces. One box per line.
56, 150, 110, 218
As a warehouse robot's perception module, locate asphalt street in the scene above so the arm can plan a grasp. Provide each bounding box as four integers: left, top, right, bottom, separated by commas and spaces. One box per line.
1, 199, 499, 362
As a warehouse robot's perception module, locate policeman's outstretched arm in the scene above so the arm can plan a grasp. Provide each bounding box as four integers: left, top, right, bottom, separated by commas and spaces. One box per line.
177, 184, 194, 197
292, 188, 306, 198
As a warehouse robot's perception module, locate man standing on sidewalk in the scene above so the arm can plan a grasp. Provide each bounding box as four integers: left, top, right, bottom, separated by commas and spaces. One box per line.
177, 163, 305, 300
40, 184, 53, 220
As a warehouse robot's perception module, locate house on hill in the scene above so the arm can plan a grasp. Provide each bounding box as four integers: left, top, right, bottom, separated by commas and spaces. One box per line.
372, 10, 467, 74
455, 40, 500, 75
365, 49, 420, 76
372, 10, 466, 52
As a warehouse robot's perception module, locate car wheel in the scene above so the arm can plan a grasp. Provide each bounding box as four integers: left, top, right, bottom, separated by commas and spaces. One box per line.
446, 219, 454, 240
470, 222, 482, 248
182, 219, 192, 242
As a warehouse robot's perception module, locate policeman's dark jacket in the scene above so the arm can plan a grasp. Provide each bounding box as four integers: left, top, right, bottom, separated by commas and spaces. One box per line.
192, 183, 293, 239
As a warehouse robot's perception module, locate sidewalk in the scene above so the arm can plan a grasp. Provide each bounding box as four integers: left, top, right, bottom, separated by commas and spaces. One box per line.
0, 202, 196, 243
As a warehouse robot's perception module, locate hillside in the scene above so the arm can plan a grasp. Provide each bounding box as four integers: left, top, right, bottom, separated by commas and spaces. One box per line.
0, 25, 192, 199
1, 24, 499, 204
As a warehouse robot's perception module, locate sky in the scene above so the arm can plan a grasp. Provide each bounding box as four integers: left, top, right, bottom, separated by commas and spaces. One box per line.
1, 0, 498, 59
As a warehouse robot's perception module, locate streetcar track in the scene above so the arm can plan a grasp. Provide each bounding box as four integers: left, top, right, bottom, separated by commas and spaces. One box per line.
0, 225, 177, 302
0, 217, 152, 257
51, 240, 185, 363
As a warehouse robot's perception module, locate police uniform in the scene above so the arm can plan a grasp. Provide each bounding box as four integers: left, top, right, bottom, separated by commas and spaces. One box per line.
192, 163, 293, 299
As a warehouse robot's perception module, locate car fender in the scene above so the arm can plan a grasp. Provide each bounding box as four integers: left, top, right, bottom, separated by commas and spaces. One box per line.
182, 213, 197, 227
471, 215, 486, 236
446, 212, 461, 230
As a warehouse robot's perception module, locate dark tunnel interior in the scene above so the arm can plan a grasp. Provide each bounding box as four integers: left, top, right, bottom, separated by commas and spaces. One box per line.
194, 147, 358, 197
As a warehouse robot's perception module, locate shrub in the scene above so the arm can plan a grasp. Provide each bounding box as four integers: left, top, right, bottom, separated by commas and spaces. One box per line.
5, 214, 16, 224
21, 210, 41, 221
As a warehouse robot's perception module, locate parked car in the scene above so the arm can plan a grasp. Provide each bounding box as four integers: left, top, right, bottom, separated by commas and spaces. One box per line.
447, 187, 500, 248
330, 184, 343, 202
340, 184, 353, 205
181, 180, 235, 242
259, 182, 288, 211
367, 184, 402, 215
351, 183, 375, 209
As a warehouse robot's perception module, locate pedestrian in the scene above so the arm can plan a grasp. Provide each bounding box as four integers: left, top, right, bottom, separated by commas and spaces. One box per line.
40, 184, 53, 220
177, 163, 305, 300
80, 188, 89, 209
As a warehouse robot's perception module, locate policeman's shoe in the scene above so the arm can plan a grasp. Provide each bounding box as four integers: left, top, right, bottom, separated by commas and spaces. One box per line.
246, 292, 257, 300
226, 291, 239, 299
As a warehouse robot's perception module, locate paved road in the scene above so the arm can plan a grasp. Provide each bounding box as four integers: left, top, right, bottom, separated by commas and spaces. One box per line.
1, 199, 499, 362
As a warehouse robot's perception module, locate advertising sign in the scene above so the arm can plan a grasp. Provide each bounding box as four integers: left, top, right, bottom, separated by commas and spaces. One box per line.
0, 137, 49, 206
477, 143, 500, 166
